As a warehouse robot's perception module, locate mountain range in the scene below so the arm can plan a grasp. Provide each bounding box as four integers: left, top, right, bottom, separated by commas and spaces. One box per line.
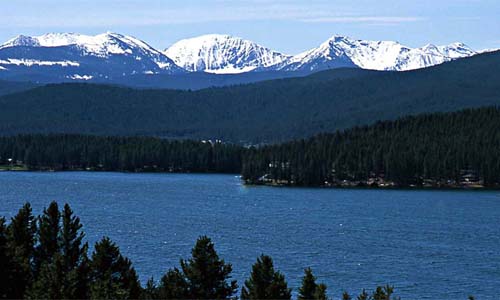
0, 50, 498, 143
0, 32, 486, 87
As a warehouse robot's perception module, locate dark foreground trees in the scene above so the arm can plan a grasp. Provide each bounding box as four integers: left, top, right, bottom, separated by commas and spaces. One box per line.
241, 254, 291, 300
146, 236, 238, 299
0, 202, 138, 299
89, 237, 141, 299
1, 202, 400, 299
298, 268, 327, 300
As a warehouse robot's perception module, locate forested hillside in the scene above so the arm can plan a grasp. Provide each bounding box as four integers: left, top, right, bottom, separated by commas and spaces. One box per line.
1, 107, 499, 188
0, 79, 37, 97
0, 51, 498, 143
242, 107, 500, 188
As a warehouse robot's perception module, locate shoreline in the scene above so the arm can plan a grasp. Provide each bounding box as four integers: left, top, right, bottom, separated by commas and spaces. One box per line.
1, 167, 498, 191
0, 166, 239, 176
243, 181, 500, 191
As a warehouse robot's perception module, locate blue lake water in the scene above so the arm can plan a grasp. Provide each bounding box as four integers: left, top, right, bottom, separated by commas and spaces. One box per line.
0, 171, 499, 299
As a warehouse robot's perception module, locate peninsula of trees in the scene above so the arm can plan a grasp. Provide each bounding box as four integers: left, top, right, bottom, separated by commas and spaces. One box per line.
242, 107, 500, 188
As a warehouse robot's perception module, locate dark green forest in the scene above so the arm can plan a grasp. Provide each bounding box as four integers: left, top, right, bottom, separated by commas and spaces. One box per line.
0, 202, 399, 300
0, 135, 243, 173
0, 51, 498, 143
0, 79, 37, 97
0, 107, 499, 188
241, 107, 500, 187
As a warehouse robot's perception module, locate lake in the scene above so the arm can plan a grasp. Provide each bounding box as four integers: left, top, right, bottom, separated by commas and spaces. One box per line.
0, 171, 499, 299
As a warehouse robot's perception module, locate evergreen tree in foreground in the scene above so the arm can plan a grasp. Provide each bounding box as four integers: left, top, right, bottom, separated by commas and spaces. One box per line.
89, 237, 141, 299
0, 217, 14, 298
60, 203, 90, 299
372, 285, 395, 300
158, 268, 189, 299
28, 201, 62, 299
26, 202, 90, 299
7, 203, 37, 299
357, 289, 369, 300
298, 267, 328, 300
342, 291, 352, 300
34, 201, 60, 274
241, 254, 292, 300
314, 283, 328, 300
180, 236, 238, 299
353, 286, 398, 300
141, 277, 160, 300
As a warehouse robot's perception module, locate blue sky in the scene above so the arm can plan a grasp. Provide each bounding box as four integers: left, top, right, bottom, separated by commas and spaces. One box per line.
1, 0, 499, 54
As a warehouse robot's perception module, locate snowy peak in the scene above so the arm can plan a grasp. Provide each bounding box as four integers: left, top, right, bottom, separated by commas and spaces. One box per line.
164, 34, 290, 74
437, 42, 475, 58
0, 32, 482, 81
3, 32, 163, 58
1, 35, 41, 48
0, 32, 184, 75
276, 35, 477, 72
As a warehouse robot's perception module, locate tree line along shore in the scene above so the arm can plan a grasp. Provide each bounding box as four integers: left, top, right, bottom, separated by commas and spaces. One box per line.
0, 107, 498, 189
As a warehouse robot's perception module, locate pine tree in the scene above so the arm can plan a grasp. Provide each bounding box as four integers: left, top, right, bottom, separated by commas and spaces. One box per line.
372, 285, 395, 300
34, 201, 60, 275
73, 251, 91, 299
141, 277, 159, 300
357, 289, 369, 300
342, 291, 352, 300
298, 268, 328, 300
180, 236, 237, 299
298, 268, 317, 300
89, 237, 141, 299
158, 268, 189, 299
314, 283, 328, 300
26, 203, 90, 299
0, 217, 14, 299
61, 203, 89, 299
26, 254, 64, 299
241, 254, 291, 300
7, 203, 36, 299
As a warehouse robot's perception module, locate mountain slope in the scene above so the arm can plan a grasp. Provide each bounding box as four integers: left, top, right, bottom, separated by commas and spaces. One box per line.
0, 79, 37, 96
0, 51, 497, 143
0, 32, 184, 80
274, 35, 477, 72
164, 34, 289, 74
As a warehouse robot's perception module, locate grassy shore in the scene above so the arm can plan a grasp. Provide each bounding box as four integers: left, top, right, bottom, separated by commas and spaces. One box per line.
0, 164, 29, 171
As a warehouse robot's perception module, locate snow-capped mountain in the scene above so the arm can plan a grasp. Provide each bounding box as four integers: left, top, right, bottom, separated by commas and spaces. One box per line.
0, 32, 184, 80
273, 35, 477, 72
164, 34, 290, 74
0, 32, 482, 86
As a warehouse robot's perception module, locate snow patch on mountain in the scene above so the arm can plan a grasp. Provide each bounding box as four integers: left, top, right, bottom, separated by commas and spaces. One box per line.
0, 58, 80, 67
67, 74, 93, 80
164, 34, 290, 74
